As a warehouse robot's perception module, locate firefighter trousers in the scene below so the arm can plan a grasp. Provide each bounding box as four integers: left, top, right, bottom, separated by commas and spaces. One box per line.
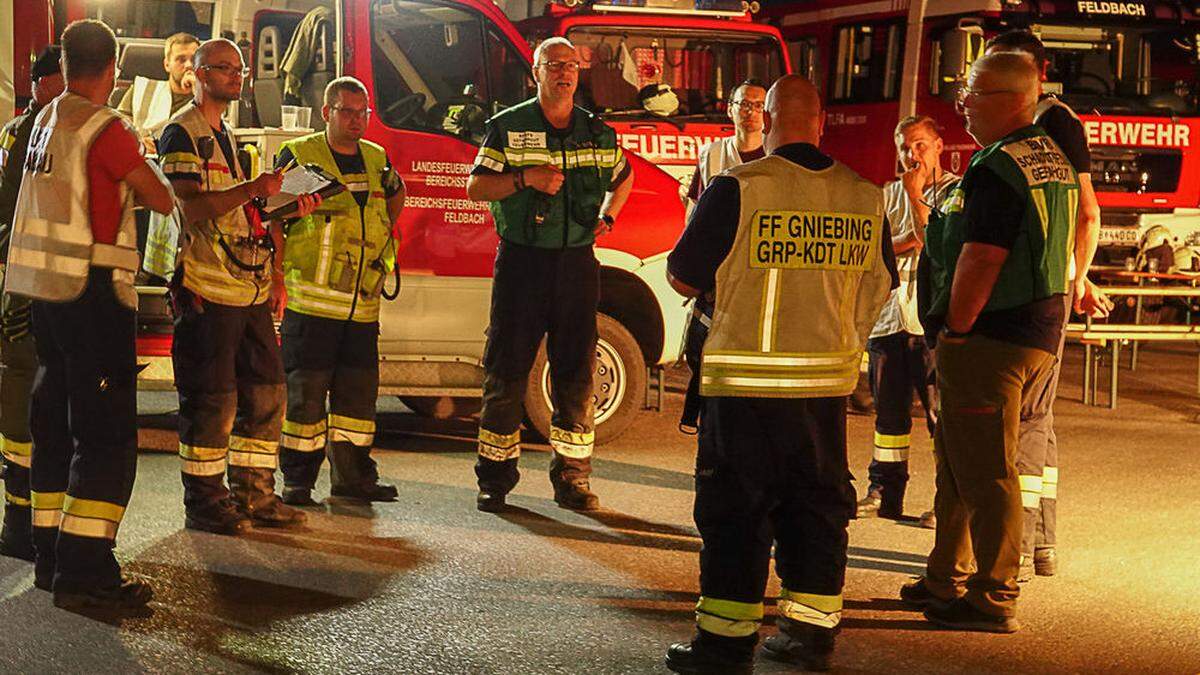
29, 269, 138, 593
692, 395, 855, 656
1016, 294, 1071, 558
171, 287, 285, 514
476, 241, 598, 496
925, 334, 1054, 617
865, 331, 936, 512
0, 292, 36, 546
279, 310, 381, 491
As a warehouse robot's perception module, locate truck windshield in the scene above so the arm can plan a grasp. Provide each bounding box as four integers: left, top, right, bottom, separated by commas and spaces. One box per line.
1034, 24, 1200, 115
566, 27, 783, 119
87, 0, 216, 40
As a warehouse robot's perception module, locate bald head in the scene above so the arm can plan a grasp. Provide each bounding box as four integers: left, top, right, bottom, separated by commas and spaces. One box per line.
960, 52, 1040, 146
763, 75, 824, 152
192, 38, 244, 105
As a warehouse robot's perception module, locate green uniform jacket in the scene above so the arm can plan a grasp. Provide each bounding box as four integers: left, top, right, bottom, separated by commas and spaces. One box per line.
926, 125, 1078, 318
0, 105, 40, 259
475, 98, 625, 249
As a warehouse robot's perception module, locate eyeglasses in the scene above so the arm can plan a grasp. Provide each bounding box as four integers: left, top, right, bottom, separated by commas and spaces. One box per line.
201, 64, 250, 78
955, 88, 1018, 107
730, 99, 765, 112
332, 106, 372, 120
537, 61, 581, 72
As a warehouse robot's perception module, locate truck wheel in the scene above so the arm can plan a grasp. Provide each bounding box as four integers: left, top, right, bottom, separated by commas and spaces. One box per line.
524, 313, 646, 446
399, 396, 481, 420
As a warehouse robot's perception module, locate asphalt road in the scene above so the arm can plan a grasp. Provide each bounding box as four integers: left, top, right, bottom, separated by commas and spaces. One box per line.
1, 344, 1198, 674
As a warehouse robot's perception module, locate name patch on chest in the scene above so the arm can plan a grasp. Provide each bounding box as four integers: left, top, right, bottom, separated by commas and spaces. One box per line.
1001, 137, 1075, 186
506, 130, 547, 149
749, 210, 878, 271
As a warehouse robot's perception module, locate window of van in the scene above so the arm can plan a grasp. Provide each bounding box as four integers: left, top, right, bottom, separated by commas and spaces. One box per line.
787, 38, 819, 85
370, 1, 533, 138
87, 0, 216, 40
830, 22, 904, 103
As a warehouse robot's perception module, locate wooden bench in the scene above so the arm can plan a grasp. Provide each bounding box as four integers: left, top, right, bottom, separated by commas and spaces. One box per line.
1065, 323, 1200, 408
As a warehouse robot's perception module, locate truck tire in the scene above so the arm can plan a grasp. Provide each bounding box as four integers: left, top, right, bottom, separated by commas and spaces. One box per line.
524, 313, 646, 446
399, 396, 481, 420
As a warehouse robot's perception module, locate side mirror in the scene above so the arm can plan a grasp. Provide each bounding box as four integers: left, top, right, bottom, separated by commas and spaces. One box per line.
933, 25, 984, 101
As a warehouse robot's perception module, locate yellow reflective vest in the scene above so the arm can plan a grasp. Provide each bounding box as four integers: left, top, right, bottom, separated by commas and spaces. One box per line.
164, 104, 272, 306
6, 93, 140, 310
700, 155, 892, 398
278, 132, 395, 323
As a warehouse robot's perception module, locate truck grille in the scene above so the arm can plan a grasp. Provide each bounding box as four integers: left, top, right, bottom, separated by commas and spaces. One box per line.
1090, 147, 1182, 194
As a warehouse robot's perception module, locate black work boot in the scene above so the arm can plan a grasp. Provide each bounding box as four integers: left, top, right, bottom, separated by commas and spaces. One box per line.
0, 505, 35, 562
53, 575, 154, 611
855, 489, 882, 518
924, 597, 1020, 633
665, 632, 755, 675
331, 482, 399, 503
281, 486, 321, 507
899, 576, 954, 609
1034, 547, 1057, 576
549, 452, 599, 511
761, 617, 837, 672
230, 467, 307, 529
185, 497, 253, 536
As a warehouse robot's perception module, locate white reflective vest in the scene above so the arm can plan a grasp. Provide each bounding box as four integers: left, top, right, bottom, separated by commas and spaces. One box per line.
130, 76, 174, 138
688, 136, 746, 216
164, 104, 272, 306
5, 93, 140, 310
700, 155, 892, 398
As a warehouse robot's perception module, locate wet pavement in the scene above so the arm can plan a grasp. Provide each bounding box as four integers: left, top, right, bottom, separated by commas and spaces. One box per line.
2, 344, 1198, 673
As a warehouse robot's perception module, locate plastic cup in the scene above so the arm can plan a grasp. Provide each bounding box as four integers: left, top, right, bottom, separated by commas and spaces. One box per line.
281, 105, 300, 130
296, 106, 312, 130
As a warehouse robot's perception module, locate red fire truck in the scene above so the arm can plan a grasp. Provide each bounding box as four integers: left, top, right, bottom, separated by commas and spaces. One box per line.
515, 0, 789, 186
4, 0, 743, 443
760, 0, 1200, 262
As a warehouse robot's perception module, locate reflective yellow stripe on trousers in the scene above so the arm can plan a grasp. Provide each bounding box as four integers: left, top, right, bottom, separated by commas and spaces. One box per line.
779, 588, 842, 629
695, 596, 763, 637
1019, 474, 1043, 508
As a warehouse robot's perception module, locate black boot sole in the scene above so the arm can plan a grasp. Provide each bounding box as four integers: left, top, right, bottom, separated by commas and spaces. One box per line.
760, 641, 831, 672
663, 656, 753, 675
923, 607, 1020, 633
53, 587, 153, 611
476, 495, 507, 513
184, 517, 252, 536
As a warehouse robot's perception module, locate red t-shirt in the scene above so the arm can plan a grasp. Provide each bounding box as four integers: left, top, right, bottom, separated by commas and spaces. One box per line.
87, 119, 146, 245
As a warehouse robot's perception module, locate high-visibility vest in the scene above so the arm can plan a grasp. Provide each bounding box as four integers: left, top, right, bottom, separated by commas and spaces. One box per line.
278, 132, 395, 323
699, 154, 892, 398
130, 76, 173, 137
163, 103, 272, 306
5, 93, 140, 310
687, 136, 747, 216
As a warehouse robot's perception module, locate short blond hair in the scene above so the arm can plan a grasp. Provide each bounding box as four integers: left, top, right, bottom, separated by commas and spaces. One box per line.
164, 32, 200, 60
533, 37, 575, 65
895, 115, 941, 141
324, 76, 370, 107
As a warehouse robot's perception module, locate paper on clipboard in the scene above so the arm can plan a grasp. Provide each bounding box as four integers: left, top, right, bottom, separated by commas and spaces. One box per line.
262, 164, 346, 220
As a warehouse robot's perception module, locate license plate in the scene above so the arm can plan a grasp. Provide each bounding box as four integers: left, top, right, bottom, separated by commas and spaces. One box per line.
1099, 226, 1140, 246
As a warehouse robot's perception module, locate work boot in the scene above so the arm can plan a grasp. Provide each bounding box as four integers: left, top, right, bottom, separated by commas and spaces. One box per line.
1034, 547, 1058, 576
230, 467, 307, 529
53, 575, 153, 611
185, 498, 253, 536
0, 506, 34, 562
1017, 555, 1034, 583
281, 487, 321, 507
918, 509, 937, 529
331, 482, 399, 503
553, 479, 600, 511
240, 494, 307, 529
923, 597, 1020, 633
899, 576, 953, 609
855, 489, 882, 518
476, 490, 507, 513
761, 618, 835, 672
664, 633, 755, 675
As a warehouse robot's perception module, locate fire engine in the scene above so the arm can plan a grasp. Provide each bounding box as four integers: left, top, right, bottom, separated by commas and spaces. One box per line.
760, 0, 1200, 263
1, 0, 762, 443
514, 0, 789, 186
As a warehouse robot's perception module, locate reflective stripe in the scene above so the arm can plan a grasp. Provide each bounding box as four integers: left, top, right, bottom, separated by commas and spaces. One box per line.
779, 589, 842, 629
32, 509, 62, 529
329, 414, 375, 434
549, 426, 594, 460
703, 352, 860, 368
229, 435, 278, 455
329, 427, 374, 447
478, 428, 520, 462
1, 442, 32, 468
282, 413, 327, 451
695, 596, 763, 638
1019, 474, 1043, 508
181, 458, 227, 476
873, 446, 909, 462
5, 492, 31, 507
1042, 466, 1058, 499
31, 491, 65, 510
873, 432, 909, 449
701, 374, 856, 392
759, 268, 781, 352
281, 433, 327, 452
179, 442, 227, 462
63, 496, 125, 523
228, 451, 278, 469
60, 513, 118, 540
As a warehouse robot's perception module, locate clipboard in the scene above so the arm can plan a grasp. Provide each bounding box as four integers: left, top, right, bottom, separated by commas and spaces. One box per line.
260, 163, 348, 221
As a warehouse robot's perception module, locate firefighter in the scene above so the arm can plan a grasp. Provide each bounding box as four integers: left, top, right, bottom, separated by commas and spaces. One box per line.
985, 29, 1112, 581
664, 75, 896, 673
903, 52, 1075, 632
158, 38, 319, 535
5, 20, 175, 609
464, 37, 633, 513
117, 32, 199, 146
274, 77, 406, 506
0, 46, 63, 562
855, 116, 956, 524
679, 79, 767, 434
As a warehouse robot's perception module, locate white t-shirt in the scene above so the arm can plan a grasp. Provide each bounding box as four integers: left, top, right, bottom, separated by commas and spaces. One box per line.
870, 171, 960, 339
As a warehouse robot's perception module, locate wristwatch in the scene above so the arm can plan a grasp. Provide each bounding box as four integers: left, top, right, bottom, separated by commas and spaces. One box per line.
600, 213, 615, 230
